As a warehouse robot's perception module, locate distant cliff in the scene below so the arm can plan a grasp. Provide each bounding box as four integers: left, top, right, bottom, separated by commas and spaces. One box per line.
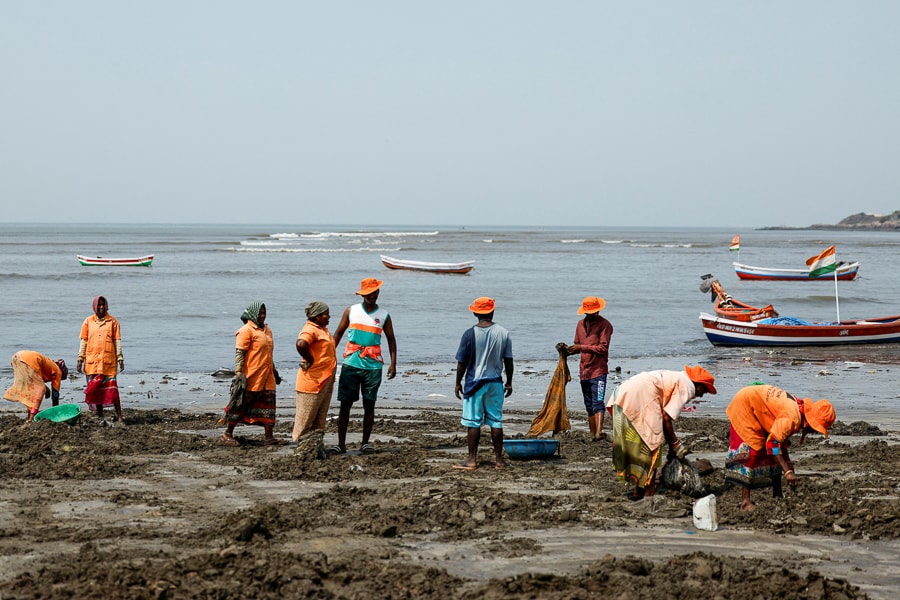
810, 211, 900, 230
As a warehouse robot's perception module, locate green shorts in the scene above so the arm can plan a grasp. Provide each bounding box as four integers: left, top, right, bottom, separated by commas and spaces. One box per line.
336, 364, 383, 405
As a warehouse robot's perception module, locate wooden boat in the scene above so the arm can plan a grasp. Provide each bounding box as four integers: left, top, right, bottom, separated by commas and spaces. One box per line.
733, 260, 860, 281
699, 275, 777, 322
77, 254, 154, 267
380, 255, 473, 274
699, 312, 900, 346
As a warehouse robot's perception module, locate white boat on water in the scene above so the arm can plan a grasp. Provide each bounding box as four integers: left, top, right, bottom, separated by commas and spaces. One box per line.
380, 255, 474, 274
77, 254, 154, 267
733, 261, 860, 281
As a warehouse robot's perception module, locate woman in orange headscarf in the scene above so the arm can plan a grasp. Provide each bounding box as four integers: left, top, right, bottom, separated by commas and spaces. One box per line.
725, 384, 835, 512
610, 365, 717, 500
77, 295, 125, 424
4, 351, 68, 421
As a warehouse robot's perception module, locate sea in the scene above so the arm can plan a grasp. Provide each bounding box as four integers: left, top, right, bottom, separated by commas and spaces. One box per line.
2, 223, 899, 427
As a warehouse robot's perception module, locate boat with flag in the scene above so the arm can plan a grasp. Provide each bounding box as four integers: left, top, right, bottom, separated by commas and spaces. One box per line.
699, 312, 900, 346
733, 260, 860, 281
380, 255, 474, 274
77, 254, 154, 267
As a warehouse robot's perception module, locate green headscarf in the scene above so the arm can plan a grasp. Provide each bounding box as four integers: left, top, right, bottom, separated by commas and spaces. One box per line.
240, 301, 265, 327
305, 300, 329, 319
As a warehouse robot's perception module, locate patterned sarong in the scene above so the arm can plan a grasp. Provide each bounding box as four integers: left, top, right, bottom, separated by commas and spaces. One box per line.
84, 374, 120, 408
724, 424, 783, 489
612, 403, 662, 490
4, 355, 47, 413
224, 389, 276, 427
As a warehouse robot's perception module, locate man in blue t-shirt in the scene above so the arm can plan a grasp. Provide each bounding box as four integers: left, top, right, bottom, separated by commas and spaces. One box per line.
453, 297, 514, 470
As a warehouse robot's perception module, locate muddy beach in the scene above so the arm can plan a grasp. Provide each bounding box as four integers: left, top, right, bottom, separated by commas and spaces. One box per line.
0, 402, 898, 600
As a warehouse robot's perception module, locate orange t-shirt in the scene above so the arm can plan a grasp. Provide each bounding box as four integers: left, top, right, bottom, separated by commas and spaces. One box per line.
726, 385, 802, 451
79, 315, 121, 377
235, 322, 276, 392
295, 321, 336, 393
16, 350, 63, 391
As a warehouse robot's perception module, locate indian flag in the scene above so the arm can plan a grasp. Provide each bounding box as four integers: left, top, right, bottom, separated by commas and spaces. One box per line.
729, 235, 740, 252
806, 245, 837, 278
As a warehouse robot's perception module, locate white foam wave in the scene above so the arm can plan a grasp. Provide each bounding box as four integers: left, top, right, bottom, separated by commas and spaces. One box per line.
225, 247, 402, 253
300, 231, 439, 239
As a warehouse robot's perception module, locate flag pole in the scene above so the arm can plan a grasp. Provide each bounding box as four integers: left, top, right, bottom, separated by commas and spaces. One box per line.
833, 269, 841, 322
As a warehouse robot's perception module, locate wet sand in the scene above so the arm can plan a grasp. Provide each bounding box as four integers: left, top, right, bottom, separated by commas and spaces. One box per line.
0, 397, 897, 599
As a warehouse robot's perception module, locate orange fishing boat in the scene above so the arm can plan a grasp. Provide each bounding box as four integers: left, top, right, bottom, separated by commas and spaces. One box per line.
699, 274, 777, 322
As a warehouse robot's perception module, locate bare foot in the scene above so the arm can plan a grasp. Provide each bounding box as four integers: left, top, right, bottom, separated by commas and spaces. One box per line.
495, 459, 507, 469
740, 500, 757, 512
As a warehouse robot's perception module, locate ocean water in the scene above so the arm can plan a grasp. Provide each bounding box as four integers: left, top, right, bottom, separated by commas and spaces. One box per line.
2, 224, 899, 424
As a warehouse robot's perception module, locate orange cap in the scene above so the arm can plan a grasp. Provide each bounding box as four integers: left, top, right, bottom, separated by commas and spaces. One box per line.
356, 278, 384, 295
684, 365, 717, 395
578, 296, 606, 315
804, 399, 836, 438
469, 297, 496, 314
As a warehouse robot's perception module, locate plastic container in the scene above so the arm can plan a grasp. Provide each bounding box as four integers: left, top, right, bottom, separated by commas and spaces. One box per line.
692, 494, 719, 531
33, 404, 81, 424
503, 439, 560, 460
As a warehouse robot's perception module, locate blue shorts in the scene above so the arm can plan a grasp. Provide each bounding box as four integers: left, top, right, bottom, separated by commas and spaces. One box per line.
581, 375, 608, 417
461, 381, 504, 429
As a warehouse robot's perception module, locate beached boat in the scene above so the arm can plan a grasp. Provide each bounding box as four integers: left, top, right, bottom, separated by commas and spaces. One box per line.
77, 254, 154, 267
380, 255, 474, 274
699, 312, 900, 346
733, 260, 860, 281
699, 275, 778, 322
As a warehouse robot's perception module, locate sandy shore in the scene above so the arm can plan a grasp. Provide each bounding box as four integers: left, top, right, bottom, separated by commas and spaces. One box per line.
0, 396, 897, 599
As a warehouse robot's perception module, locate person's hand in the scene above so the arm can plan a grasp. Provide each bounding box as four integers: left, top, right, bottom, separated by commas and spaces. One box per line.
299, 360, 310, 371
675, 443, 690, 460
387, 364, 397, 380
454, 383, 462, 400
504, 384, 513, 398
76, 360, 83, 374
784, 469, 798, 487
118, 360, 125, 372
274, 370, 283, 385
51, 389, 60, 404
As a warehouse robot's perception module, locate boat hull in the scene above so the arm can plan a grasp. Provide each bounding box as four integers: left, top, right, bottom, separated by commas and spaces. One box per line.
381, 255, 473, 274
733, 261, 859, 281
699, 312, 900, 346
77, 254, 154, 267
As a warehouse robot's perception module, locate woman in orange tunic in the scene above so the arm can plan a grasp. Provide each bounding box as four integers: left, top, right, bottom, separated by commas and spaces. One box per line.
4, 351, 68, 421
725, 384, 835, 512
222, 301, 286, 446
77, 295, 125, 424
293, 300, 336, 444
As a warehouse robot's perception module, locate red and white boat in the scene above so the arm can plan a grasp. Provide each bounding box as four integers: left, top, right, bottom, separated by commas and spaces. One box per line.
77, 254, 154, 267
381, 255, 473, 274
733, 260, 860, 281
699, 312, 900, 346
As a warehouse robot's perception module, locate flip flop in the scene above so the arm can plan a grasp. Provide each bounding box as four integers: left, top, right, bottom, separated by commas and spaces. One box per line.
328, 445, 345, 455
264, 438, 288, 446
360, 443, 375, 454
221, 434, 240, 447
452, 463, 477, 471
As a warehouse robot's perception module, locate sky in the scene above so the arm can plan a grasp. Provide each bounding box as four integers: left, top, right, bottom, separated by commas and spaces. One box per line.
2, 2, 899, 228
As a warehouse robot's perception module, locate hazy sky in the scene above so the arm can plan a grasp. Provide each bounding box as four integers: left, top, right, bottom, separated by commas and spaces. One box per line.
2, 2, 898, 228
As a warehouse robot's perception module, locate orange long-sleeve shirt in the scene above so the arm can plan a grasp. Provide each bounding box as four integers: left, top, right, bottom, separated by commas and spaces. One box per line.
726, 385, 802, 451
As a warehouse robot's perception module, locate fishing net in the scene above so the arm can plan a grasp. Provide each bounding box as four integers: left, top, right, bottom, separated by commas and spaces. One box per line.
528, 344, 571, 436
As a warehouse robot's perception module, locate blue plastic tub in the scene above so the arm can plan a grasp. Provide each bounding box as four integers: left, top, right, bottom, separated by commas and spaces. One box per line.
503, 438, 560, 460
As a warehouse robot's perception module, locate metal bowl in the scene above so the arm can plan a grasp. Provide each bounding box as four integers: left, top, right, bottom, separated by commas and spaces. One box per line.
503, 438, 560, 460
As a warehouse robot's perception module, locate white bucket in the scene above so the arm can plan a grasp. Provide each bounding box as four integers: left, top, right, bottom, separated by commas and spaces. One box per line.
692, 494, 718, 531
